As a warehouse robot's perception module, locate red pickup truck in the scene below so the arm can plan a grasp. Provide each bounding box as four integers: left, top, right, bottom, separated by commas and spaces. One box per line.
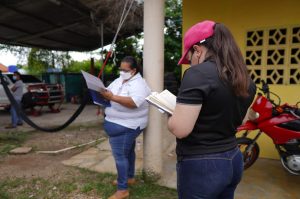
0, 73, 64, 113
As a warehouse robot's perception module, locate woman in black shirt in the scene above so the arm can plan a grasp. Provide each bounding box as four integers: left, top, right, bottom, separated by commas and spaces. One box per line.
168, 20, 256, 199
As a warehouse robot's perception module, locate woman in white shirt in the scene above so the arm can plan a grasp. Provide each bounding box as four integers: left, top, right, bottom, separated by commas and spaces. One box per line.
100, 56, 151, 199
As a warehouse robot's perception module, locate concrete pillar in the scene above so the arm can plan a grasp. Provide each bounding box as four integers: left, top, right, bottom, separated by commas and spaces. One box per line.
143, 0, 165, 177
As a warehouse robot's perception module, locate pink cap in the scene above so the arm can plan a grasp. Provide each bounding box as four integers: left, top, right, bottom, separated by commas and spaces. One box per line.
178, 20, 215, 65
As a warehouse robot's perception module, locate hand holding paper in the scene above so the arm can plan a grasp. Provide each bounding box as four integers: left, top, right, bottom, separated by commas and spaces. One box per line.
81, 70, 111, 107
100, 89, 114, 101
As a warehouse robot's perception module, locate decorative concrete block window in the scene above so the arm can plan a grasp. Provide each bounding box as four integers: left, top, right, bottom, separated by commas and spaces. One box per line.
245, 26, 300, 85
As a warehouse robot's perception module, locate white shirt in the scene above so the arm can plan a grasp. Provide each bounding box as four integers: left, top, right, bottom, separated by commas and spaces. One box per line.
104, 73, 151, 129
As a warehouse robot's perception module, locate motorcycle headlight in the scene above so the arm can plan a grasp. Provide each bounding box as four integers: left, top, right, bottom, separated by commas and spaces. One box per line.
248, 108, 260, 121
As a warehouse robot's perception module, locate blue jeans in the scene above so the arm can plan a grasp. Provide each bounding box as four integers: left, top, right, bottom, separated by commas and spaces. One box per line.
103, 120, 142, 190
177, 147, 243, 199
10, 99, 23, 127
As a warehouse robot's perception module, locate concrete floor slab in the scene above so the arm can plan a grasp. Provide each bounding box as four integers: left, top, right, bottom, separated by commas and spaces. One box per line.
235, 158, 300, 199
9, 147, 32, 154
64, 140, 300, 199
62, 135, 145, 175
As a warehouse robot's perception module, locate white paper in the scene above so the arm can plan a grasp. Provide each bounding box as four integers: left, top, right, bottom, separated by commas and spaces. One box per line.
146, 90, 176, 115
81, 70, 106, 92
155, 90, 176, 111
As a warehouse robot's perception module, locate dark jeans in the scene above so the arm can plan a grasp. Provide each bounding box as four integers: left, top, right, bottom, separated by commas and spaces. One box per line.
177, 147, 243, 199
103, 120, 142, 190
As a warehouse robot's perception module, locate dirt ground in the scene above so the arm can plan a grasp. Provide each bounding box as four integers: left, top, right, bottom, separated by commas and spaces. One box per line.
0, 104, 106, 181
0, 126, 105, 180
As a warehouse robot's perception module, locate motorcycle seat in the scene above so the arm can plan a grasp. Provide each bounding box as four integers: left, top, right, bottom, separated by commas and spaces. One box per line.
278, 119, 300, 131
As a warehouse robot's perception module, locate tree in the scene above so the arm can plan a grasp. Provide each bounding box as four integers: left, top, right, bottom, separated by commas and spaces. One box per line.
103, 34, 143, 76
53, 51, 71, 70
104, 0, 182, 79
164, 0, 182, 78
0, 44, 72, 74
0, 44, 30, 65
26, 48, 72, 75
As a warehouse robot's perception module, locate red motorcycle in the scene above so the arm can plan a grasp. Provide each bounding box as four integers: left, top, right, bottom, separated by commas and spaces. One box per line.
237, 81, 300, 175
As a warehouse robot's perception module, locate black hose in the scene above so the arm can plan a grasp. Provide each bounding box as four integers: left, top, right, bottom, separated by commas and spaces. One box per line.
0, 71, 88, 132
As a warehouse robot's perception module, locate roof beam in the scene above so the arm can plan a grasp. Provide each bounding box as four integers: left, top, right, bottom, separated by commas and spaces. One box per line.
15, 19, 85, 42
0, 22, 91, 49
0, 2, 95, 40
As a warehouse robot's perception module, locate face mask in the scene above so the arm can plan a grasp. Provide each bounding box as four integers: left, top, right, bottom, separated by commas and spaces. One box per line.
120, 71, 132, 80
12, 76, 17, 81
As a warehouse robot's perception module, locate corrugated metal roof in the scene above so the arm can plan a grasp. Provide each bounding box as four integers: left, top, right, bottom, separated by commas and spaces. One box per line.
0, 0, 143, 51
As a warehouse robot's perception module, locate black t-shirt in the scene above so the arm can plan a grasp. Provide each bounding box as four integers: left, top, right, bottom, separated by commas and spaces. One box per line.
176, 60, 256, 156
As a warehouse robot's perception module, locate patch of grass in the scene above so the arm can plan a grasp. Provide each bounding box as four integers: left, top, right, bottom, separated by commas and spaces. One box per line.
0, 144, 17, 155
0, 132, 27, 143
76, 169, 177, 199
0, 180, 11, 198
0, 168, 177, 199
81, 182, 95, 193
56, 181, 77, 193
0, 132, 28, 157
0, 192, 9, 199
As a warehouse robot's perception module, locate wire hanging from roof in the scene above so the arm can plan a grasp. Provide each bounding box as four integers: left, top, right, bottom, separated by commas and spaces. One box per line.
96, 0, 136, 78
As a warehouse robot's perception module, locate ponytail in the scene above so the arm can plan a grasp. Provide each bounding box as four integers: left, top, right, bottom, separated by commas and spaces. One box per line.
203, 23, 250, 97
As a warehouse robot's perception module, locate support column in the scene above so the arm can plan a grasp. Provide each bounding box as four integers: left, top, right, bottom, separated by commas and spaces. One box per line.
143, 0, 165, 178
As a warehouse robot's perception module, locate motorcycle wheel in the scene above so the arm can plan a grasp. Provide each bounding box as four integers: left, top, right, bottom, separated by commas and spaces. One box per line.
280, 157, 300, 175
237, 137, 260, 170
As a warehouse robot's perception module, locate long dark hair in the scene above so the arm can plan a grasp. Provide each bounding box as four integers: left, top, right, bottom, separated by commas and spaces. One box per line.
202, 23, 250, 97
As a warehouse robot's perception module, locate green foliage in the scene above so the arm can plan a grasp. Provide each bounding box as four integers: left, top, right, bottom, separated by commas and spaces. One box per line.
0, 144, 17, 157
54, 51, 71, 69
113, 34, 143, 66
27, 48, 49, 75
63, 60, 92, 73
164, 0, 182, 78
63, 59, 115, 76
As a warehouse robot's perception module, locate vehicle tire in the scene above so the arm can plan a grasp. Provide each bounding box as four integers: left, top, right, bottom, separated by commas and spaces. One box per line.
237, 137, 260, 170
4, 105, 10, 112
21, 92, 36, 109
280, 156, 300, 175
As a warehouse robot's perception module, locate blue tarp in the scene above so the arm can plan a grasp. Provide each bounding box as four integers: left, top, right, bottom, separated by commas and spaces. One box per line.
8, 65, 18, 72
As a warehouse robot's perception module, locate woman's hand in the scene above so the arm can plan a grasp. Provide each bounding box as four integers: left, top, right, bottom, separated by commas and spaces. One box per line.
100, 89, 114, 101
100, 89, 137, 108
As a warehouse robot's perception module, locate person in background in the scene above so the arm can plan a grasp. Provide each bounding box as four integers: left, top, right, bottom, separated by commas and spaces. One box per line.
100, 56, 151, 199
167, 20, 256, 199
5, 71, 24, 129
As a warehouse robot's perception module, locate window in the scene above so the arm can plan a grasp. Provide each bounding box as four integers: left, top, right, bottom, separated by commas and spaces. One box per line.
246, 26, 300, 84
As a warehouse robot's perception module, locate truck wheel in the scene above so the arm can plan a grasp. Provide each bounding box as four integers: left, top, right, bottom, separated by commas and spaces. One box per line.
21, 92, 36, 109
